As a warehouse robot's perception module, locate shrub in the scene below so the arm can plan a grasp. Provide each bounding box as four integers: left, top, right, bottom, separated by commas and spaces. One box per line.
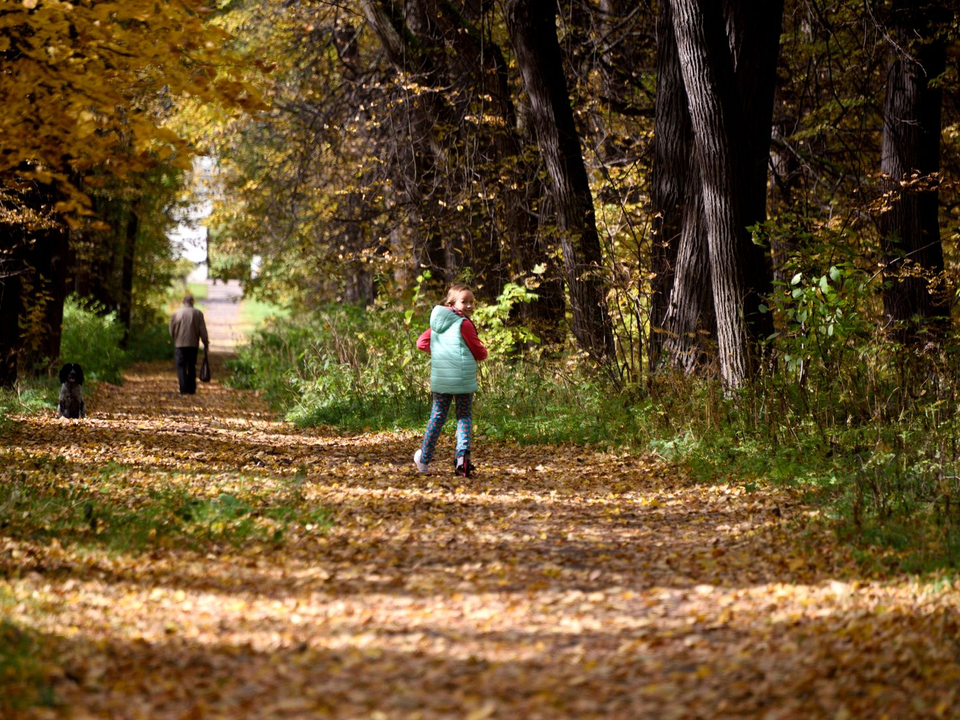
127, 322, 173, 362
226, 285, 653, 446
59, 296, 128, 384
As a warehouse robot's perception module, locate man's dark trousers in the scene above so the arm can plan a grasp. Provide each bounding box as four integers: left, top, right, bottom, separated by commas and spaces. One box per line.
175, 346, 199, 394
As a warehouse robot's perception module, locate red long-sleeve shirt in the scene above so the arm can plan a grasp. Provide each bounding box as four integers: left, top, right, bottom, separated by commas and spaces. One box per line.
416, 314, 488, 361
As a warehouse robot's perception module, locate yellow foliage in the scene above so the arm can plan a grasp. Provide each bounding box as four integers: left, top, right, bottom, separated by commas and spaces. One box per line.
0, 0, 263, 210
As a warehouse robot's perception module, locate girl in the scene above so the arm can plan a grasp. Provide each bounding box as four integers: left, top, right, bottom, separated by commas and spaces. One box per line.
414, 284, 488, 477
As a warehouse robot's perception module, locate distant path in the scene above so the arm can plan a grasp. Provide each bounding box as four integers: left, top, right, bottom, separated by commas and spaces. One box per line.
199, 279, 251, 350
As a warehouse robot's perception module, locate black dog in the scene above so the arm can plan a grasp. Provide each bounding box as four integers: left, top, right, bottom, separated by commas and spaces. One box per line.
58, 363, 86, 419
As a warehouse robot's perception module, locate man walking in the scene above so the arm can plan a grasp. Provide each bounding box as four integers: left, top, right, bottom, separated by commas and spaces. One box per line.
169, 294, 209, 394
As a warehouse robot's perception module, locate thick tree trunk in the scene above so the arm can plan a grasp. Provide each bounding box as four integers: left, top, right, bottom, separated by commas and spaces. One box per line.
32, 225, 70, 365
505, 0, 614, 362
649, 0, 693, 370
662, 175, 716, 372
667, 0, 781, 388
651, 0, 780, 380
728, 0, 780, 344
879, 2, 948, 343
670, 0, 753, 388
0, 247, 22, 387
119, 207, 139, 343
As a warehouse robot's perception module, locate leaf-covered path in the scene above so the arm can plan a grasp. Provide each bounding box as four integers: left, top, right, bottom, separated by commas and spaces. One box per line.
3, 358, 960, 718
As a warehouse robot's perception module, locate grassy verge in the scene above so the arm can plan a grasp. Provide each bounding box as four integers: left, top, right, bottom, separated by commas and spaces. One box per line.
0, 377, 57, 430
0, 461, 331, 555
0, 295, 175, 431
239, 296, 288, 327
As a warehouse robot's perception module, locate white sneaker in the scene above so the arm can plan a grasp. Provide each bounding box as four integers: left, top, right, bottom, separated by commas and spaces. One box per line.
413, 449, 430, 474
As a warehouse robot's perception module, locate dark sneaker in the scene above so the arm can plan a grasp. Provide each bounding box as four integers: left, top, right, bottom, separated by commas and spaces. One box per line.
455, 453, 475, 478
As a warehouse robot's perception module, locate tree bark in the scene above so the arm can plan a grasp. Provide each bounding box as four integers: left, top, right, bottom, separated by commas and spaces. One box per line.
362, 0, 565, 331
505, 0, 614, 362
662, 170, 716, 372
670, 0, 751, 387
879, 1, 949, 343
360, 0, 454, 283
428, 0, 566, 332
119, 206, 139, 343
32, 224, 70, 365
668, 0, 781, 388
0, 243, 22, 387
649, 0, 693, 370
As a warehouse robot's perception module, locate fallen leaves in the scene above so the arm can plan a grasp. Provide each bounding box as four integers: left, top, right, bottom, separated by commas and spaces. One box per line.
0, 357, 959, 717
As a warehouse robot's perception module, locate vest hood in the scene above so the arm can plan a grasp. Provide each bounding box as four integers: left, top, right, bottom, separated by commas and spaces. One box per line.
430, 305, 460, 333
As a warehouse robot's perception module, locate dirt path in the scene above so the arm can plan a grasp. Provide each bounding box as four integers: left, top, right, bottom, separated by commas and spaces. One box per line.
2, 360, 959, 718
198, 279, 249, 350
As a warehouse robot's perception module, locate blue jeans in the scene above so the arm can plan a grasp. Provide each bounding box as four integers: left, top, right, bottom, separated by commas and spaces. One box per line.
420, 393, 473, 463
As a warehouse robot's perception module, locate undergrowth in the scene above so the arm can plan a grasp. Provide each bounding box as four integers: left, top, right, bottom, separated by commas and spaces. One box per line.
227, 276, 960, 575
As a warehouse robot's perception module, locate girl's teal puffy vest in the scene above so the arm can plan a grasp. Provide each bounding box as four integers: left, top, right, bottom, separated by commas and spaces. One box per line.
429, 305, 478, 394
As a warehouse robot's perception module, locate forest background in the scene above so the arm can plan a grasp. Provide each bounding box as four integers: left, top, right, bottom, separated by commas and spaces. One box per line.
1, 0, 960, 573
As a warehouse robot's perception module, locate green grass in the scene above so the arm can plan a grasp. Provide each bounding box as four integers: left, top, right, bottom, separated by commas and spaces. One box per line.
0, 617, 58, 713
0, 378, 57, 430
0, 466, 333, 555
226, 305, 960, 576
239, 297, 288, 328
186, 282, 210, 301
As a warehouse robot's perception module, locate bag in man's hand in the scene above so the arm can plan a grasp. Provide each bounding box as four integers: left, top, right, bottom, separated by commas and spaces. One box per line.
200, 355, 211, 383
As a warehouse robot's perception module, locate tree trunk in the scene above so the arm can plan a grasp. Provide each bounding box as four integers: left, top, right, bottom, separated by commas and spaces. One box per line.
32, 224, 70, 365
505, 0, 614, 362
432, 1, 565, 332
879, 1, 948, 343
670, 0, 751, 388
360, 0, 455, 285
662, 174, 716, 372
119, 206, 139, 343
0, 244, 22, 387
362, 0, 565, 331
728, 0, 779, 345
668, 0, 781, 389
649, 0, 693, 370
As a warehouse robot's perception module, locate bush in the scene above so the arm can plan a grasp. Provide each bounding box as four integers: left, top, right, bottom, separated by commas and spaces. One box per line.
59, 296, 128, 384
127, 322, 173, 362
226, 286, 650, 446
228, 302, 430, 428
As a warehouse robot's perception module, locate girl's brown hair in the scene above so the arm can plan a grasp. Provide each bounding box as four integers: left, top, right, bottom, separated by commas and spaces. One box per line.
443, 283, 473, 306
